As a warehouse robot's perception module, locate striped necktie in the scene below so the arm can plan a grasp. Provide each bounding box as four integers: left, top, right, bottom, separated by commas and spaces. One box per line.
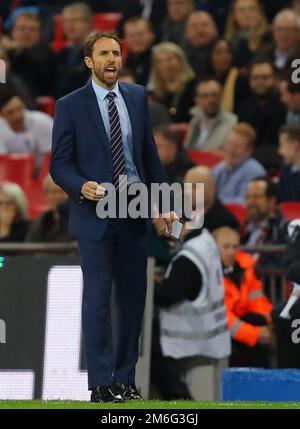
106, 92, 127, 192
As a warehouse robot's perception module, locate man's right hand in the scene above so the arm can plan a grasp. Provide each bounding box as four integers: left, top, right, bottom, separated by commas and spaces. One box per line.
81, 182, 106, 201
258, 326, 272, 345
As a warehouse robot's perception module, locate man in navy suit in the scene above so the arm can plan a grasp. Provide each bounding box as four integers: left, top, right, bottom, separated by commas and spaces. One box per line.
50, 32, 178, 403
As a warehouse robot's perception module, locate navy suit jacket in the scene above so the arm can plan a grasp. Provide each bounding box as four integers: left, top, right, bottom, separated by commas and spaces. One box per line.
50, 81, 169, 241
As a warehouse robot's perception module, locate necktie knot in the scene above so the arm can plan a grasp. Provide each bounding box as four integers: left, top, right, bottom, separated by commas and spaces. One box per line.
106, 92, 115, 101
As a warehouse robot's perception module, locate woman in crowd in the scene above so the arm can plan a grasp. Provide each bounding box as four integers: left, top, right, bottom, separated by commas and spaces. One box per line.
0, 182, 30, 243
206, 38, 250, 113
149, 42, 196, 123
225, 0, 269, 67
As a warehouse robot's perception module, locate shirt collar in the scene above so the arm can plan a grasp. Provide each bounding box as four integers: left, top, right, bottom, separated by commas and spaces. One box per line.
92, 79, 120, 101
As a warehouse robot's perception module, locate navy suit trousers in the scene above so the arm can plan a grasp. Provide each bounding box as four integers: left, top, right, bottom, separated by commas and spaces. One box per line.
78, 216, 149, 389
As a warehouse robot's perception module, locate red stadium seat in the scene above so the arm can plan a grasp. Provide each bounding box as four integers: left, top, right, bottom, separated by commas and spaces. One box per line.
93, 13, 122, 31
0, 155, 10, 181
36, 97, 55, 117
24, 181, 49, 220
51, 14, 68, 53
187, 150, 224, 167
169, 123, 189, 145
224, 203, 247, 226
0, 154, 35, 188
280, 202, 300, 221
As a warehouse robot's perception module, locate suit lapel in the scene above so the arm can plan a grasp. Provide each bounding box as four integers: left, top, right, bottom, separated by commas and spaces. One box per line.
83, 81, 110, 153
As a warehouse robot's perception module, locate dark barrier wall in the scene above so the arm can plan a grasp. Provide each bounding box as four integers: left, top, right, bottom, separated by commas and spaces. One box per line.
0, 256, 80, 399
0, 256, 154, 400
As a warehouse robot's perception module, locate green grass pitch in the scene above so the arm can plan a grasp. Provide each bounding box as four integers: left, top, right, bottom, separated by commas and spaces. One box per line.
0, 401, 300, 409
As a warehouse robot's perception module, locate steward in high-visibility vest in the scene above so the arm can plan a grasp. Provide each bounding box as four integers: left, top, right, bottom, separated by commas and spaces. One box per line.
223, 250, 273, 347
213, 222, 273, 347
158, 227, 231, 359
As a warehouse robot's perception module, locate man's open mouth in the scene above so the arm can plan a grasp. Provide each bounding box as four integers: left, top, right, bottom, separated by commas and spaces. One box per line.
105, 67, 117, 75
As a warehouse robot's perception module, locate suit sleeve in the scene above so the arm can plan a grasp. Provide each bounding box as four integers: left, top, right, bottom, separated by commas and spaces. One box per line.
50, 99, 86, 201
142, 87, 174, 212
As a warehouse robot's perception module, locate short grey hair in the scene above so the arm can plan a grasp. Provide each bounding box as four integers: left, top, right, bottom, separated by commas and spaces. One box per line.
273, 8, 300, 29
0, 182, 28, 220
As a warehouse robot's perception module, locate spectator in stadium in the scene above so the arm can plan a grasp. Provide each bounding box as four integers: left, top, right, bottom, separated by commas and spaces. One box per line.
278, 124, 300, 202
213, 227, 273, 367
0, 87, 53, 171
242, 176, 288, 266
224, 0, 269, 67
147, 126, 194, 267
195, 0, 232, 34
292, 0, 300, 16
118, 0, 167, 40
283, 80, 300, 125
149, 42, 196, 123
258, 9, 300, 74
0, 46, 36, 109
213, 123, 266, 204
237, 60, 286, 171
26, 175, 73, 243
278, 72, 291, 108
184, 166, 240, 232
161, 0, 195, 45
154, 126, 194, 185
123, 17, 155, 86
181, 11, 218, 79
119, 69, 170, 129
205, 38, 251, 113
152, 189, 230, 400
0, 182, 31, 243
2, 12, 55, 97
55, 2, 93, 97
184, 78, 237, 151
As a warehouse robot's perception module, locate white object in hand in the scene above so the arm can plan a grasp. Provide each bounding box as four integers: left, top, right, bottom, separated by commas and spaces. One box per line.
170, 220, 183, 239
280, 283, 300, 319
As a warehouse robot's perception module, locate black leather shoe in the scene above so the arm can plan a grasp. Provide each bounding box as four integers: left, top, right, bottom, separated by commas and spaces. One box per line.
114, 382, 143, 401
91, 384, 124, 403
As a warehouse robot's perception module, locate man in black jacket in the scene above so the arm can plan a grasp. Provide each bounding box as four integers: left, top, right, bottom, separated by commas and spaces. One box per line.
5, 11, 55, 97
118, 0, 167, 40
55, 2, 92, 97
123, 16, 155, 86
237, 60, 286, 172
278, 124, 300, 202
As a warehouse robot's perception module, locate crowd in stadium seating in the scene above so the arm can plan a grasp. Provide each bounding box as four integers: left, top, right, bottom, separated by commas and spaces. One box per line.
1, 0, 300, 399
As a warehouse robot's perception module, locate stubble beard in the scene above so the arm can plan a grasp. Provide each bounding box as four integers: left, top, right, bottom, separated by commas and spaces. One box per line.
94, 68, 119, 90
